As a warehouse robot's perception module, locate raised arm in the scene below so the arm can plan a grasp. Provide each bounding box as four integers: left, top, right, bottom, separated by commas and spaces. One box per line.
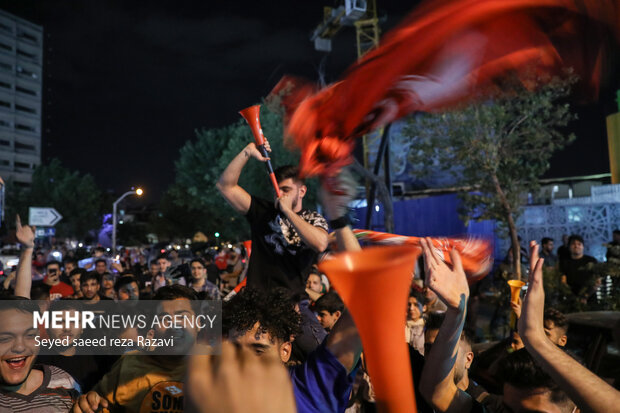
519, 242, 620, 413
216, 141, 271, 215
14, 215, 35, 298
419, 238, 473, 413
321, 173, 362, 370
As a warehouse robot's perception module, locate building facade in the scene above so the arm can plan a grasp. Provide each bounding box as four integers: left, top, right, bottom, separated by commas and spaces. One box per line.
0, 10, 42, 186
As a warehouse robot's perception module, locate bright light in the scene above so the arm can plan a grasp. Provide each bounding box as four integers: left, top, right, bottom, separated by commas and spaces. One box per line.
106, 248, 111, 252
136, 188, 144, 196
227, 244, 232, 249
375, 205, 380, 212
214, 232, 220, 238
119, 220, 124, 225
78, 243, 83, 248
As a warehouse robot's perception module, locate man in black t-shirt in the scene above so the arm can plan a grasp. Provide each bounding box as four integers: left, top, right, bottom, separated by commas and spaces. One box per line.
217, 140, 328, 295
559, 234, 597, 298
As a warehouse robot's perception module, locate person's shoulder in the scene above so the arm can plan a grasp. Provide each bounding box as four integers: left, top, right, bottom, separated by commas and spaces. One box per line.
45, 364, 80, 391
585, 255, 598, 263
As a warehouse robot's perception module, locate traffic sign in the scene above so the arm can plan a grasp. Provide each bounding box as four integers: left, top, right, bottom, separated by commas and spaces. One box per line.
35, 227, 56, 237
29, 207, 63, 226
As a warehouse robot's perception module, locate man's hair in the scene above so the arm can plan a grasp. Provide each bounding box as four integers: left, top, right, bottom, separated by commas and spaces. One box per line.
568, 234, 584, 246
93, 247, 106, 254
0, 295, 39, 315
156, 254, 170, 262
46, 260, 61, 270
425, 311, 446, 332
63, 257, 78, 267
94, 258, 107, 266
223, 287, 301, 342
544, 308, 568, 335
274, 165, 303, 185
500, 348, 574, 410
81, 272, 100, 286
30, 283, 51, 300
114, 275, 138, 293
189, 258, 206, 268
48, 298, 82, 313
541, 237, 554, 246
153, 284, 197, 301
70, 268, 87, 278
613, 229, 620, 236
315, 291, 344, 314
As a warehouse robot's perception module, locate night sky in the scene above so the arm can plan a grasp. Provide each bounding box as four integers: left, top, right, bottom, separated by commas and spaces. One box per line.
0, 0, 617, 204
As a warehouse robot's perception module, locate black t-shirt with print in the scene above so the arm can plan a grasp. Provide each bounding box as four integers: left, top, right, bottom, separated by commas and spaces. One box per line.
245, 196, 328, 295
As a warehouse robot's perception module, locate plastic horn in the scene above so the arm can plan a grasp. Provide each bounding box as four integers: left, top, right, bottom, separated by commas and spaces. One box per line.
319, 245, 420, 413
507, 279, 525, 329
239, 105, 281, 198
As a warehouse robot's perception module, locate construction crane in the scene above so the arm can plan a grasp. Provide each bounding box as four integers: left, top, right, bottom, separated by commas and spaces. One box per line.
311, 1, 393, 231
311, 0, 380, 59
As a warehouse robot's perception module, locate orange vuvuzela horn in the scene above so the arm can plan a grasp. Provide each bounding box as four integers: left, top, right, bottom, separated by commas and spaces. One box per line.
319, 245, 420, 413
239, 105, 281, 198
507, 279, 526, 329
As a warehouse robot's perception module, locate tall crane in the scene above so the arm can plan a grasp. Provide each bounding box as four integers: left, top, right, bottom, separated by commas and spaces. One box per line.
311, 1, 394, 231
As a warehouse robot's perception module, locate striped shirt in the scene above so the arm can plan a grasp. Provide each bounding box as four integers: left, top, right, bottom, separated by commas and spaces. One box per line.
0, 364, 79, 412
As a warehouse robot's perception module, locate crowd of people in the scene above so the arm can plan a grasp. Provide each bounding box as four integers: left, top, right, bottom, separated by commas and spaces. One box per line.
0, 140, 618, 412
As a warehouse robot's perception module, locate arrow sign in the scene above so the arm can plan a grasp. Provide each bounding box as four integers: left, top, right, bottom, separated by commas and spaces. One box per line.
29, 207, 63, 226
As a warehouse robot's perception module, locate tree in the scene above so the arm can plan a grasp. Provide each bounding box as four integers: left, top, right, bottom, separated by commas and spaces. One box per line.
170, 103, 318, 241
405, 75, 577, 279
5, 159, 103, 239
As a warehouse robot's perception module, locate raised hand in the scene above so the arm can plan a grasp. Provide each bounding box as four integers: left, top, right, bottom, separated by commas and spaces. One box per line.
420, 237, 469, 310
518, 241, 546, 346
245, 140, 271, 162
15, 215, 35, 248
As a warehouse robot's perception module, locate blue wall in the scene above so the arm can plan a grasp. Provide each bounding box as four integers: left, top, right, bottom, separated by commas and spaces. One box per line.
354, 194, 503, 260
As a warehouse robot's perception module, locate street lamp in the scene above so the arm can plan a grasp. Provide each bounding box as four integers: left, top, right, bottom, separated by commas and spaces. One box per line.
112, 187, 143, 252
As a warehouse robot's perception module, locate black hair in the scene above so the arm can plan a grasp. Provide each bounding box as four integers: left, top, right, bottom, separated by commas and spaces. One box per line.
425, 311, 446, 331
94, 258, 107, 266
69, 268, 87, 278
315, 291, 344, 314
156, 254, 170, 262
0, 295, 39, 315
114, 275, 138, 293
274, 165, 303, 185
80, 271, 101, 286
63, 257, 78, 266
30, 283, 51, 300
48, 298, 82, 312
223, 287, 301, 342
544, 308, 568, 335
153, 284, 197, 301
541, 237, 554, 246
93, 247, 106, 254
500, 348, 574, 409
568, 234, 584, 246
409, 290, 425, 309
614, 229, 620, 235
189, 258, 206, 268
45, 260, 62, 270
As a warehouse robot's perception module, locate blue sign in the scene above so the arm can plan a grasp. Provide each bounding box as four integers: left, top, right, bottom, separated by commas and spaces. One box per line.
35, 227, 56, 238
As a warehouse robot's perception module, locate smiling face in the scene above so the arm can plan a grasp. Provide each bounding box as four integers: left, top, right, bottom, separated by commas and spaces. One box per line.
0, 309, 39, 387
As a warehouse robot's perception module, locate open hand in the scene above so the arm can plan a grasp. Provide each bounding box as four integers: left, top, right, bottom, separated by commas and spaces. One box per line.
15, 215, 35, 248
518, 241, 546, 346
420, 237, 469, 310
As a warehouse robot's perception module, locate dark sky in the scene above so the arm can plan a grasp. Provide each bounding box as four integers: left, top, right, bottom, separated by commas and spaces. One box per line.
0, 0, 618, 204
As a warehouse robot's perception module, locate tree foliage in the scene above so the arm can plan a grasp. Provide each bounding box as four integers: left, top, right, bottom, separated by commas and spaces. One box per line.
169, 103, 318, 241
5, 159, 103, 239
405, 75, 577, 278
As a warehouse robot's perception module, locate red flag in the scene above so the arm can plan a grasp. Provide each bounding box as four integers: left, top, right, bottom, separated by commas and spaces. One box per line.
281, 0, 619, 178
